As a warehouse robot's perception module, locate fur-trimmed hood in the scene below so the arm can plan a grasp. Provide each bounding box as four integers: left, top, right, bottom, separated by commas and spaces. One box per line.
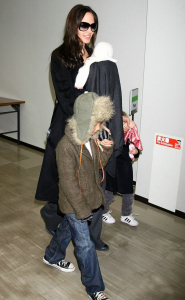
66, 92, 114, 145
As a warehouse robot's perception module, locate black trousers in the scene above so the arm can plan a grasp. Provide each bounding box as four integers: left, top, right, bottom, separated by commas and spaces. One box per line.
40, 202, 105, 248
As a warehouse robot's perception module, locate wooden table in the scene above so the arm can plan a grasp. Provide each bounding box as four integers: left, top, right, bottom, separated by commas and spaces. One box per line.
0, 97, 25, 144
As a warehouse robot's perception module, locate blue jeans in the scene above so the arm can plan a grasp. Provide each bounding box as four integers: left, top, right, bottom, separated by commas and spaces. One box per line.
45, 214, 105, 295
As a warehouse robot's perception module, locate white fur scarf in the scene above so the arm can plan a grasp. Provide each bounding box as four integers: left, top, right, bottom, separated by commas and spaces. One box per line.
75, 42, 117, 89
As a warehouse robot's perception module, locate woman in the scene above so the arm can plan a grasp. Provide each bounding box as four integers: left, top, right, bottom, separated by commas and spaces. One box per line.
35, 5, 109, 251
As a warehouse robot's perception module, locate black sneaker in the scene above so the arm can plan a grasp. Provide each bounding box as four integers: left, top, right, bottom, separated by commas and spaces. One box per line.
43, 256, 75, 272
88, 291, 110, 300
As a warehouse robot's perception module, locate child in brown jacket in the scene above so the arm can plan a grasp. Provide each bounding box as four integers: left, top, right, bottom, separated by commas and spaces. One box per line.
43, 92, 114, 300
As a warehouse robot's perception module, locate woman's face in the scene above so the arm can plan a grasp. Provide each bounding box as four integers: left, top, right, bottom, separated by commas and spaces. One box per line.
78, 12, 95, 45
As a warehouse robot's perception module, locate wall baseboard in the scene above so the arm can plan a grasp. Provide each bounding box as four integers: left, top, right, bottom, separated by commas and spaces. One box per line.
0, 135, 45, 153
135, 194, 185, 220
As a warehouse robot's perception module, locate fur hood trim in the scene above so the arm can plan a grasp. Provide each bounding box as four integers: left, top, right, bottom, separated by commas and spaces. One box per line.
67, 94, 114, 145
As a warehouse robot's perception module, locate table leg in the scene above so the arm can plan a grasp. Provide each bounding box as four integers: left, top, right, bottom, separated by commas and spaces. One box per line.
12, 104, 20, 145
17, 104, 20, 144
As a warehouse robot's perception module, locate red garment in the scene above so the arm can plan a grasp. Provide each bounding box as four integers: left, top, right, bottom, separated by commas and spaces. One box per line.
124, 124, 143, 151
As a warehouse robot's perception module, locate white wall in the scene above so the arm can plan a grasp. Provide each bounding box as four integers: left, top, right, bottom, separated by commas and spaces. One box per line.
1, 1, 184, 213
0, 0, 147, 164
136, 0, 185, 212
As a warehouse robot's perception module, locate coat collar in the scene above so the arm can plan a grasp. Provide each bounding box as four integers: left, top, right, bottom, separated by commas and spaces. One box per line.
65, 125, 95, 161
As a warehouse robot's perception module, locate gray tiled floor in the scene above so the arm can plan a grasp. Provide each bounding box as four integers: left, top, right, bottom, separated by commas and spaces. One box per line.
0, 137, 185, 300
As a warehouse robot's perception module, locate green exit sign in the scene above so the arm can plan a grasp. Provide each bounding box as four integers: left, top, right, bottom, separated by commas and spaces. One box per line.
129, 88, 138, 115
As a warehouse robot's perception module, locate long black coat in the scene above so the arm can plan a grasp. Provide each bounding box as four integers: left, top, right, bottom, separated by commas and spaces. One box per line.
35, 49, 83, 203
106, 142, 133, 194
35, 56, 124, 203
106, 141, 140, 194
86, 61, 124, 178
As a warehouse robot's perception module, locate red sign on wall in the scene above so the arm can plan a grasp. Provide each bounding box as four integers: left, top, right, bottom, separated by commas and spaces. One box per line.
156, 135, 181, 150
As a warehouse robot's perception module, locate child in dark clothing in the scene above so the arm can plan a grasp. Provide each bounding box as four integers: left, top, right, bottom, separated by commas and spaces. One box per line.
102, 112, 142, 226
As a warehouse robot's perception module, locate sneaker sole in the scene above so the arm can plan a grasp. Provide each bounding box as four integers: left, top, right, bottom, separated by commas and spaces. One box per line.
43, 257, 75, 272
102, 219, 116, 224
88, 294, 109, 300
120, 219, 138, 226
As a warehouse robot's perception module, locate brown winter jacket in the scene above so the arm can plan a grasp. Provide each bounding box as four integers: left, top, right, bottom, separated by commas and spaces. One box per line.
56, 125, 113, 220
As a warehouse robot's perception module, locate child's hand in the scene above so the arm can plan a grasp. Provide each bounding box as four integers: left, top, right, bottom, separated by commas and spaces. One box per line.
129, 153, 135, 161
123, 117, 136, 133
129, 145, 138, 155
123, 116, 130, 133
123, 122, 130, 133
102, 126, 111, 136
97, 138, 113, 152
97, 126, 112, 151
76, 87, 83, 90
129, 120, 135, 128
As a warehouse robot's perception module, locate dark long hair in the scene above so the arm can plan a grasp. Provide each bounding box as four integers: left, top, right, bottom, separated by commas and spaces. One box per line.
56, 4, 98, 69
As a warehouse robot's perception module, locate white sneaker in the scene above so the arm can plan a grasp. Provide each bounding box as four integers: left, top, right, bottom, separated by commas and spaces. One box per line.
88, 291, 110, 299
102, 210, 115, 224
43, 256, 75, 272
120, 214, 138, 226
